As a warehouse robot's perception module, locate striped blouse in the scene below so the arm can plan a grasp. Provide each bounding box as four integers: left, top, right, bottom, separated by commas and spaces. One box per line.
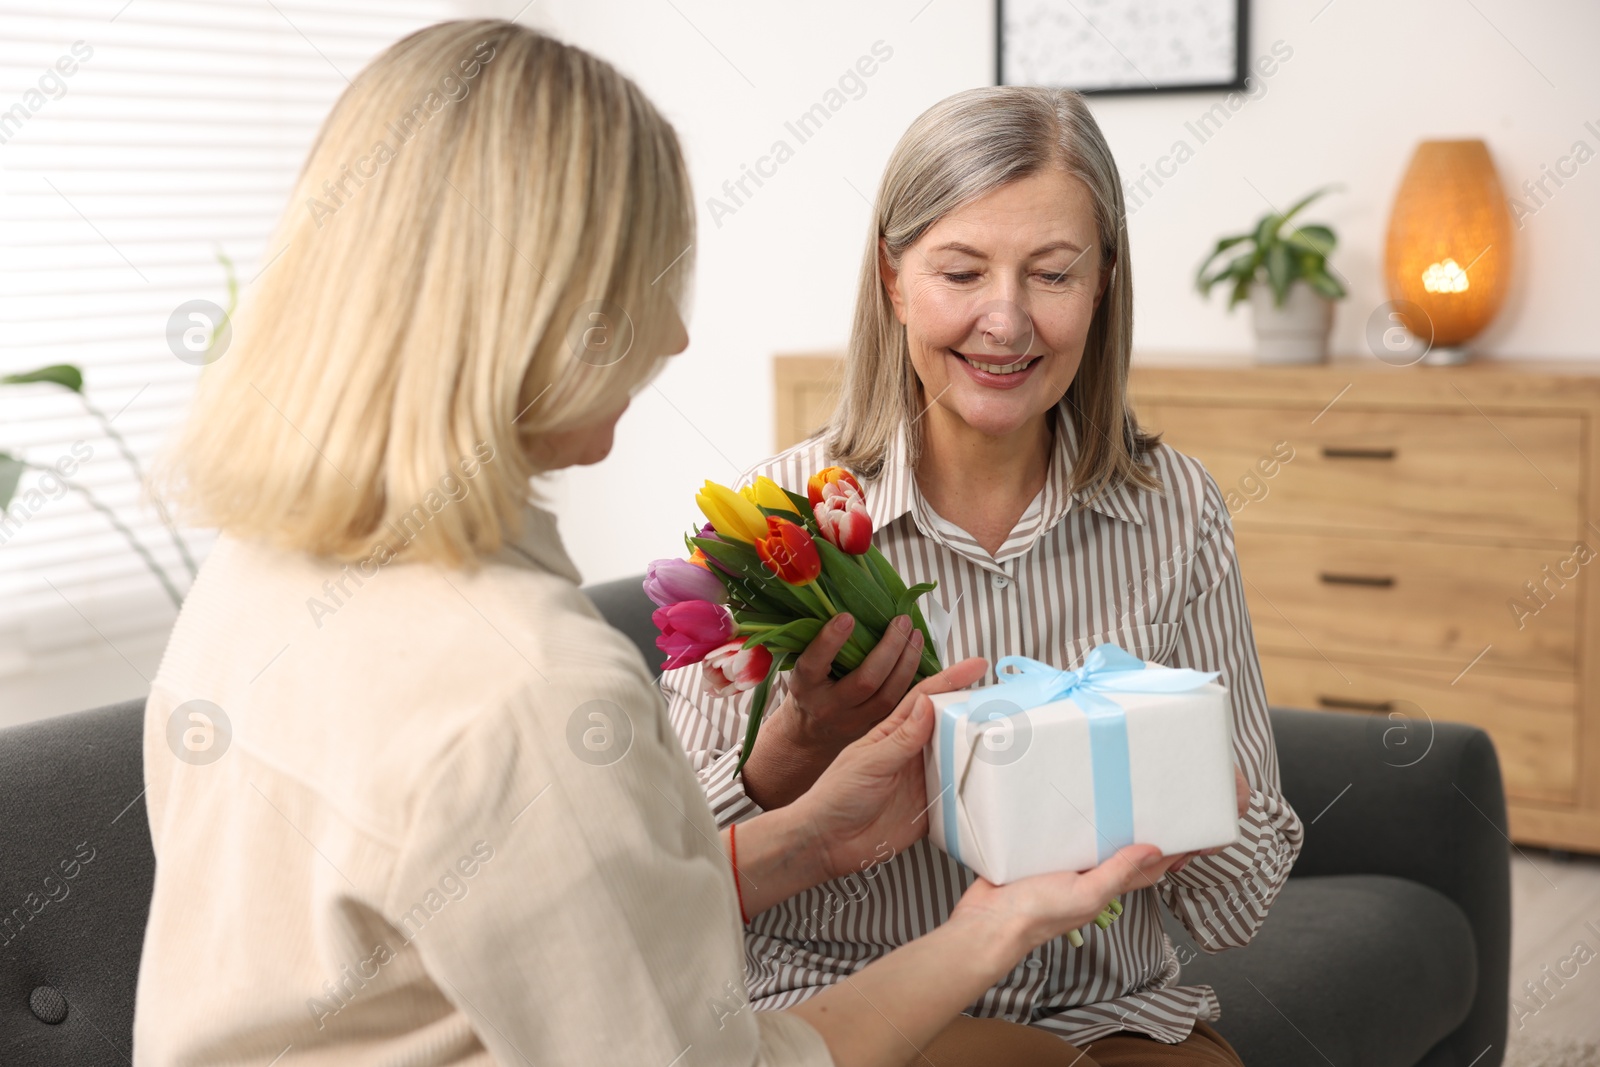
663, 400, 1305, 1046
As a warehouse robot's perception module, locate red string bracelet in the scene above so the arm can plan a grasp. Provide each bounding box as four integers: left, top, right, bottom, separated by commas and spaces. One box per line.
730, 822, 750, 925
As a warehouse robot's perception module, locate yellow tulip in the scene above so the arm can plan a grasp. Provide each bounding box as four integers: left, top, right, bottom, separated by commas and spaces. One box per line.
697, 481, 769, 544
741, 475, 801, 516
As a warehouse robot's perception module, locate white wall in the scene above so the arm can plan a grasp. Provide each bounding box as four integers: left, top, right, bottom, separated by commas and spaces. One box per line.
526, 0, 1600, 587
12, 0, 1593, 722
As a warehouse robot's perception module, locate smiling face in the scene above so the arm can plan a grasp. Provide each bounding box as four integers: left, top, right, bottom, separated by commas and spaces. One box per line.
880, 167, 1110, 441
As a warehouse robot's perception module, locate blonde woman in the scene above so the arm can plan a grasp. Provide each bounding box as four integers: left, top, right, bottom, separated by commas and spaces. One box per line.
137, 22, 1185, 1067
667, 88, 1306, 1065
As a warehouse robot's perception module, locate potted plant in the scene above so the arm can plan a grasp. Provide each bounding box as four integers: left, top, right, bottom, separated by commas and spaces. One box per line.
0, 251, 236, 607
1195, 186, 1347, 364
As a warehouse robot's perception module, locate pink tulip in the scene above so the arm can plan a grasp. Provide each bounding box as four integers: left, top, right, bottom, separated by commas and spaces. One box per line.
703, 641, 774, 697
653, 600, 736, 670
814, 494, 873, 554
644, 557, 727, 608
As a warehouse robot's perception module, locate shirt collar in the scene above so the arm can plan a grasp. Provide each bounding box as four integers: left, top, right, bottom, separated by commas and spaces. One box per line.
859, 401, 1147, 531
502, 502, 584, 586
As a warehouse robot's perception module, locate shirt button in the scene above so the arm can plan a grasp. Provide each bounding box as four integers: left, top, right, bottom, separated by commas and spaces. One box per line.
991, 573, 1010, 590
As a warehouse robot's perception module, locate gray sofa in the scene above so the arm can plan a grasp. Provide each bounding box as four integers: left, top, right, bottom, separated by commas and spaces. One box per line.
0, 575, 1509, 1066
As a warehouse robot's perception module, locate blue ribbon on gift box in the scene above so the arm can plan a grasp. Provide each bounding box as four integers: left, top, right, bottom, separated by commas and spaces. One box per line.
937, 644, 1220, 868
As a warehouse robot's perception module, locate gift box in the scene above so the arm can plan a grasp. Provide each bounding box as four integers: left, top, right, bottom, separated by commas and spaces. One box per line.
923, 645, 1240, 884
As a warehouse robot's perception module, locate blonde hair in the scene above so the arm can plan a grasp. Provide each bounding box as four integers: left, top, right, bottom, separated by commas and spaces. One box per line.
826, 86, 1158, 498
162, 20, 693, 566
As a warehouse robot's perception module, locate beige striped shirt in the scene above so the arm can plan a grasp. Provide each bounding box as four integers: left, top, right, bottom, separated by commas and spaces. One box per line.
664, 401, 1305, 1046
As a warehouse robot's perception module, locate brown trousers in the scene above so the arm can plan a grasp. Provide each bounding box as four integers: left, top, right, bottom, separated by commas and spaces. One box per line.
920, 1015, 1246, 1067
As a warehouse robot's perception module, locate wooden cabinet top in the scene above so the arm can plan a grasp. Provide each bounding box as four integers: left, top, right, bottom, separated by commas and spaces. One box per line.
1129, 354, 1600, 410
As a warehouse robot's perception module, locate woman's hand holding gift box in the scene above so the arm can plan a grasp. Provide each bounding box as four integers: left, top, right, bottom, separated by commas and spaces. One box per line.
777, 671, 1185, 949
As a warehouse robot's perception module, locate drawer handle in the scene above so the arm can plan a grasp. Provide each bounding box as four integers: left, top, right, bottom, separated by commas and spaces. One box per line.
1318, 572, 1396, 588
1321, 446, 1396, 460
1317, 695, 1396, 713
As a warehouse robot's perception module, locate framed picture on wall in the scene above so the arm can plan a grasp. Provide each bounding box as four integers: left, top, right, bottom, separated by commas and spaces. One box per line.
997, 0, 1249, 95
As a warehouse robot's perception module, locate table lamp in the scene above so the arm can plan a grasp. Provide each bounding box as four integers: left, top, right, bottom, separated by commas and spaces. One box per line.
1383, 139, 1514, 365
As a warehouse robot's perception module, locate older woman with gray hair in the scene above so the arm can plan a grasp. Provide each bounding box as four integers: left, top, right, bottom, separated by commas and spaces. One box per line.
667, 87, 1304, 1066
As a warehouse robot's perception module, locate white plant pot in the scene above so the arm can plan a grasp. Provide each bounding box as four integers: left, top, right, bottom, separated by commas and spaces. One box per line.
1250, 279, 1334, 364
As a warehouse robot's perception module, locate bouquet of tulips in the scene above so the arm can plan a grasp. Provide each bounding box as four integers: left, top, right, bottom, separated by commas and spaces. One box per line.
645, 467, 942, 774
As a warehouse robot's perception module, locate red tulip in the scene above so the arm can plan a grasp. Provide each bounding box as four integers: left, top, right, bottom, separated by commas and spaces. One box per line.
807, 466, 865, 510
653, 599, 736, 670
703, 641, 773, 697
814, 493, 873, 554
755, 516, 821, 585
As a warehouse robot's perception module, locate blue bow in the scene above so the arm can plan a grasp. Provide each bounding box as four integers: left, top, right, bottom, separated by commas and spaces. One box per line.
937, 644, 1219, 866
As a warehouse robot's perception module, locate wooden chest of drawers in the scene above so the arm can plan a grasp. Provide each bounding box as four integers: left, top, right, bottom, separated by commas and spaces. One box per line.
1129, 359, 1600, 852
774, 352, 1600, 853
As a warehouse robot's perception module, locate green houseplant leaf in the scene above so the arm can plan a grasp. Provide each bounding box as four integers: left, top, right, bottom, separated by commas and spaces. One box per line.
0, 452, 23, 511
1283, 224, 1336, 257
2, 364, 84, 393
1304, 268, 1347, 300
1265, 242, 1293, 306
1194, 186, 1345, 312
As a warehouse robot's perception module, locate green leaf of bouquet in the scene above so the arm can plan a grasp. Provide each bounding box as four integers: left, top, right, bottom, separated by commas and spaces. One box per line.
722, 579, 789, 618
741, 616, 824, 653
690, 537, 807, 615
781, 487, 818, 524
815, 538, 896, 631
862, 545, 909, 600
735, 611, 793, 628
735, 649, 791, 776
756, 503, 805, 523
858, 549, 942, 673
894, 581, 937, 618
3, 364, 84, 393
893, 580, 944, 676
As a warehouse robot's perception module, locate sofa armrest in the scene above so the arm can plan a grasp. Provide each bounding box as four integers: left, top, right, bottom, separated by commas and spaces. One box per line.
1268, 705, 1509, 1065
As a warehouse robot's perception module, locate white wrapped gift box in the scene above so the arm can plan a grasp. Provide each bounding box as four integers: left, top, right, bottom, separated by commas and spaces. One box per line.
922, 645, 1240, 884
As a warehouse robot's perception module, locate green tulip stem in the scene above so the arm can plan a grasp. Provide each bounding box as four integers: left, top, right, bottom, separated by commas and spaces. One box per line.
1067, 929, 1084, 948
810, 582, 840, 618
735, 622, 776, 636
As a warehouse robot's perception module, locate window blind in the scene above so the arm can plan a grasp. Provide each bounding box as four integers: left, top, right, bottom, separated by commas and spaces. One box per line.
0, 0, 463, 698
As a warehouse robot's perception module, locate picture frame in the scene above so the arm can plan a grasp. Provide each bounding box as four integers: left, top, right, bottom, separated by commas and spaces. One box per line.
996, 0, 1250, 96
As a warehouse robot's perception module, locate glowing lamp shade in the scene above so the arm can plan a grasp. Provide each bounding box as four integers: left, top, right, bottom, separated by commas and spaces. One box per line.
1384, 139, 1514, 364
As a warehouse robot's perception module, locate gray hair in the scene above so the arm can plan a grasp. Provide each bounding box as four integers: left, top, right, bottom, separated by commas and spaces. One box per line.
825, 85, 1159, 499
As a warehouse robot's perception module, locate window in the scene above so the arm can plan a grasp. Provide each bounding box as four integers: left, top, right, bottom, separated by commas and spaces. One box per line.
0, 0, 465, 722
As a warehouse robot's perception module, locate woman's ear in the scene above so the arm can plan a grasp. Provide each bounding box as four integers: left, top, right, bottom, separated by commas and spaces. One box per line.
878, 238, 908, 325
